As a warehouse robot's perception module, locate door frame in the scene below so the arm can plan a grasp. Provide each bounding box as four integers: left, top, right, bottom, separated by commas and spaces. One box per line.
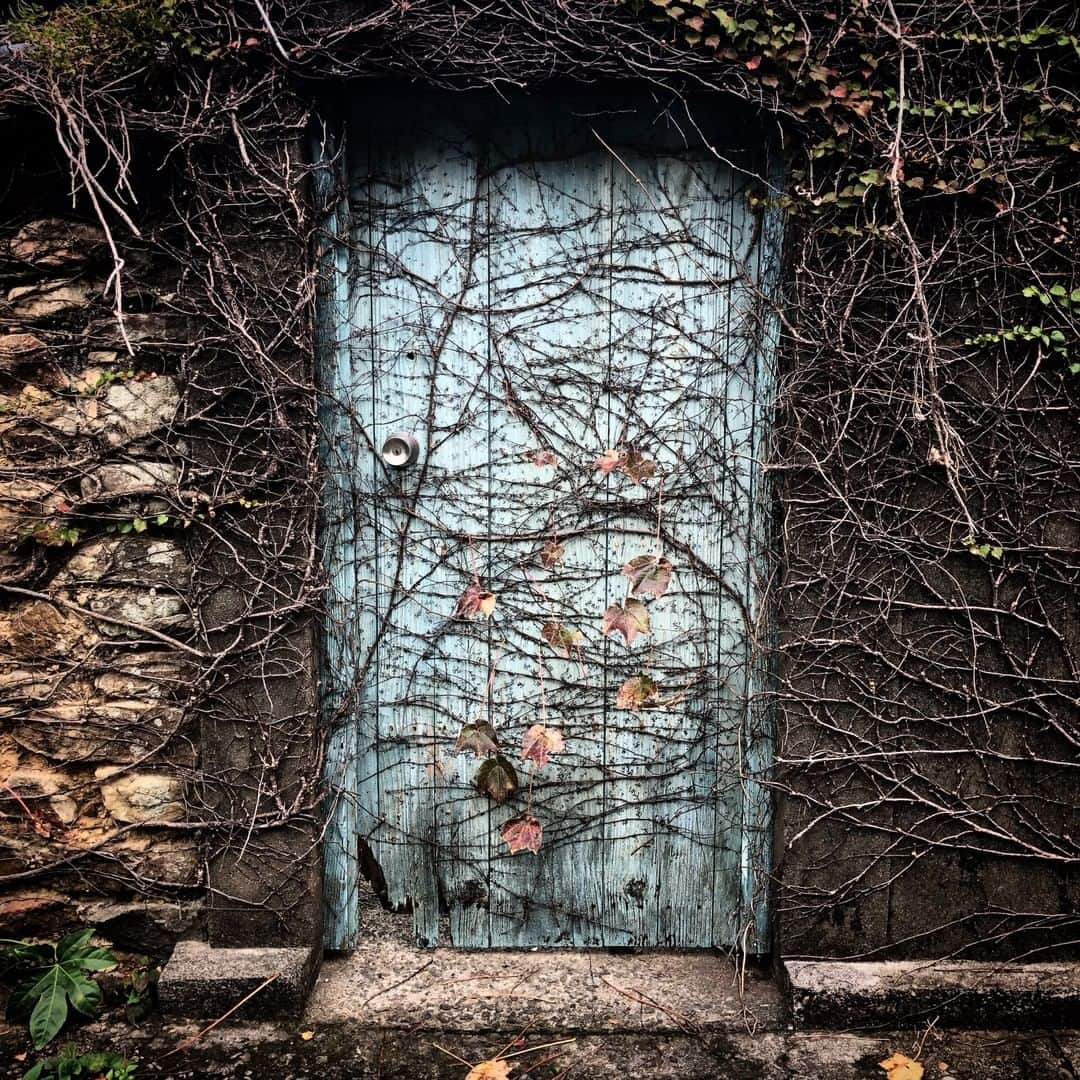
311, 85, 784, 953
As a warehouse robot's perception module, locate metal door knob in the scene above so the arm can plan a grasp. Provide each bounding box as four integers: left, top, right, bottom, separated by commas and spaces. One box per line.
381, 431, 420, 468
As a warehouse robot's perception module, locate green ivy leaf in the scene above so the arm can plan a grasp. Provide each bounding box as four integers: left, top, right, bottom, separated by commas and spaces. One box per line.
63, 970, 102, 1015
28, 968, 68, 1050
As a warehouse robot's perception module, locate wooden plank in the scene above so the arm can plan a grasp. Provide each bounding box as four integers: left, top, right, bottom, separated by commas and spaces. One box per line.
482, 98, 612, 946
740, 143, 786, 952
709, 160, 758, 950
357, 105, 495, 947
601, 126, 734, 947
315, 122, 362, 951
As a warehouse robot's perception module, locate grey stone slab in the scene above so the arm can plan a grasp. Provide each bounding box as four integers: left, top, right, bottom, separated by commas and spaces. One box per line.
307, 939, 782, 1033
157, 941, 320, 1019
785, 959, 1080, 1029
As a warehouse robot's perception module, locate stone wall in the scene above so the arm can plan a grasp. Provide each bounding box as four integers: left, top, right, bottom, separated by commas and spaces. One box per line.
1, 176, 203, 955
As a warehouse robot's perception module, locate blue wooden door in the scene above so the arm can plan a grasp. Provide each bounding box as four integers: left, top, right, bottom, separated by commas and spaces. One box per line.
318, 90, 781, 950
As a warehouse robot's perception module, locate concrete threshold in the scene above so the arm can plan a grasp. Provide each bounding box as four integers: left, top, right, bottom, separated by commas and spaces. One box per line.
307, 939, 783, 1034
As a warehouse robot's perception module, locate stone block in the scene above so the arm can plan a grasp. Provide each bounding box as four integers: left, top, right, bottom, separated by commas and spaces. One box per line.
79, 461, 180, 500
7, 280, 99, 319
54, 537, 190, 589
1, 766, 79, 824
0, 383, 84, 437
77, 898, 202, 956
784, 958, 1080, 1029
88, 312, 186, 350
96, 768, 185, 824
0, 890, 76, 938
110, 832, 201, 887
71, 588, 191, 639
13, 700, 186, 763
92, 651, 195, 698
0, 601, 99, 659
96, 375, 180, 445
10, 218, 105, 267
158, 940, 320, 1019
0, 332, 46, 366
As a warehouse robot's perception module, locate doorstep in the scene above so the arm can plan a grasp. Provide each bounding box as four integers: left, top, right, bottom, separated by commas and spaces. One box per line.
307, 939, 783, 1033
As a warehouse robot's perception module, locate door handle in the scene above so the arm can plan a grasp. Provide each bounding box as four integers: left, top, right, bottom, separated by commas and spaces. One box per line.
381, 431, 420, 468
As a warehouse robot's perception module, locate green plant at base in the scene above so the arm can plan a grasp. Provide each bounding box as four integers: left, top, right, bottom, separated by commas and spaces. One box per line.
20, 521, 82, 547
23, 1045, 136, 1080
123, 960, 159, 1025
1, 930, 118, 1050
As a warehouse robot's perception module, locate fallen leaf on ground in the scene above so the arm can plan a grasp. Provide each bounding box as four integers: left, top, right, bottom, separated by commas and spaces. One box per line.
466, 1060, 512, 1080
456, 583, 497, 619
300, 1030, 314, 1040
879, 1053, 924, 1080
474, 755, 518, 803
500, 813, 542, 854
602, 599, 650, 646
521, 723, 565, 766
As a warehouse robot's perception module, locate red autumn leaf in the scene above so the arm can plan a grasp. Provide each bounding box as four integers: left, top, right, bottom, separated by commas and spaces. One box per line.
685, 14, 705, 30
532, 449, 558, 468
539, 540, 565, 568
500, 813, 543, 855
541, 621, 583, 658
456, 583, 497, 619
620, 449, 656, 485
745, 55, 762, 70
602, 599, 650, 646
53, 499, 72, 513
455, 721, 500, 757
521, 723, 565, 767
622, 555, 674, 599
829, 83, 849, 98
615, 674, 660, 711
474, 755, 518, 803
594, 448, 621, 475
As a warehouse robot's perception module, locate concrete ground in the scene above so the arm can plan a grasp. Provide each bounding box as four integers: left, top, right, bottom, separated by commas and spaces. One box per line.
3, 1016, 1077, 1079
2, 909, 1077, 1078
2, 942, 1077, 1079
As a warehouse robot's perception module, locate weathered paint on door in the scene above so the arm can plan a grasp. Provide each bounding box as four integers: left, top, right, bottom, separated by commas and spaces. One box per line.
317, 90, 782, 950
